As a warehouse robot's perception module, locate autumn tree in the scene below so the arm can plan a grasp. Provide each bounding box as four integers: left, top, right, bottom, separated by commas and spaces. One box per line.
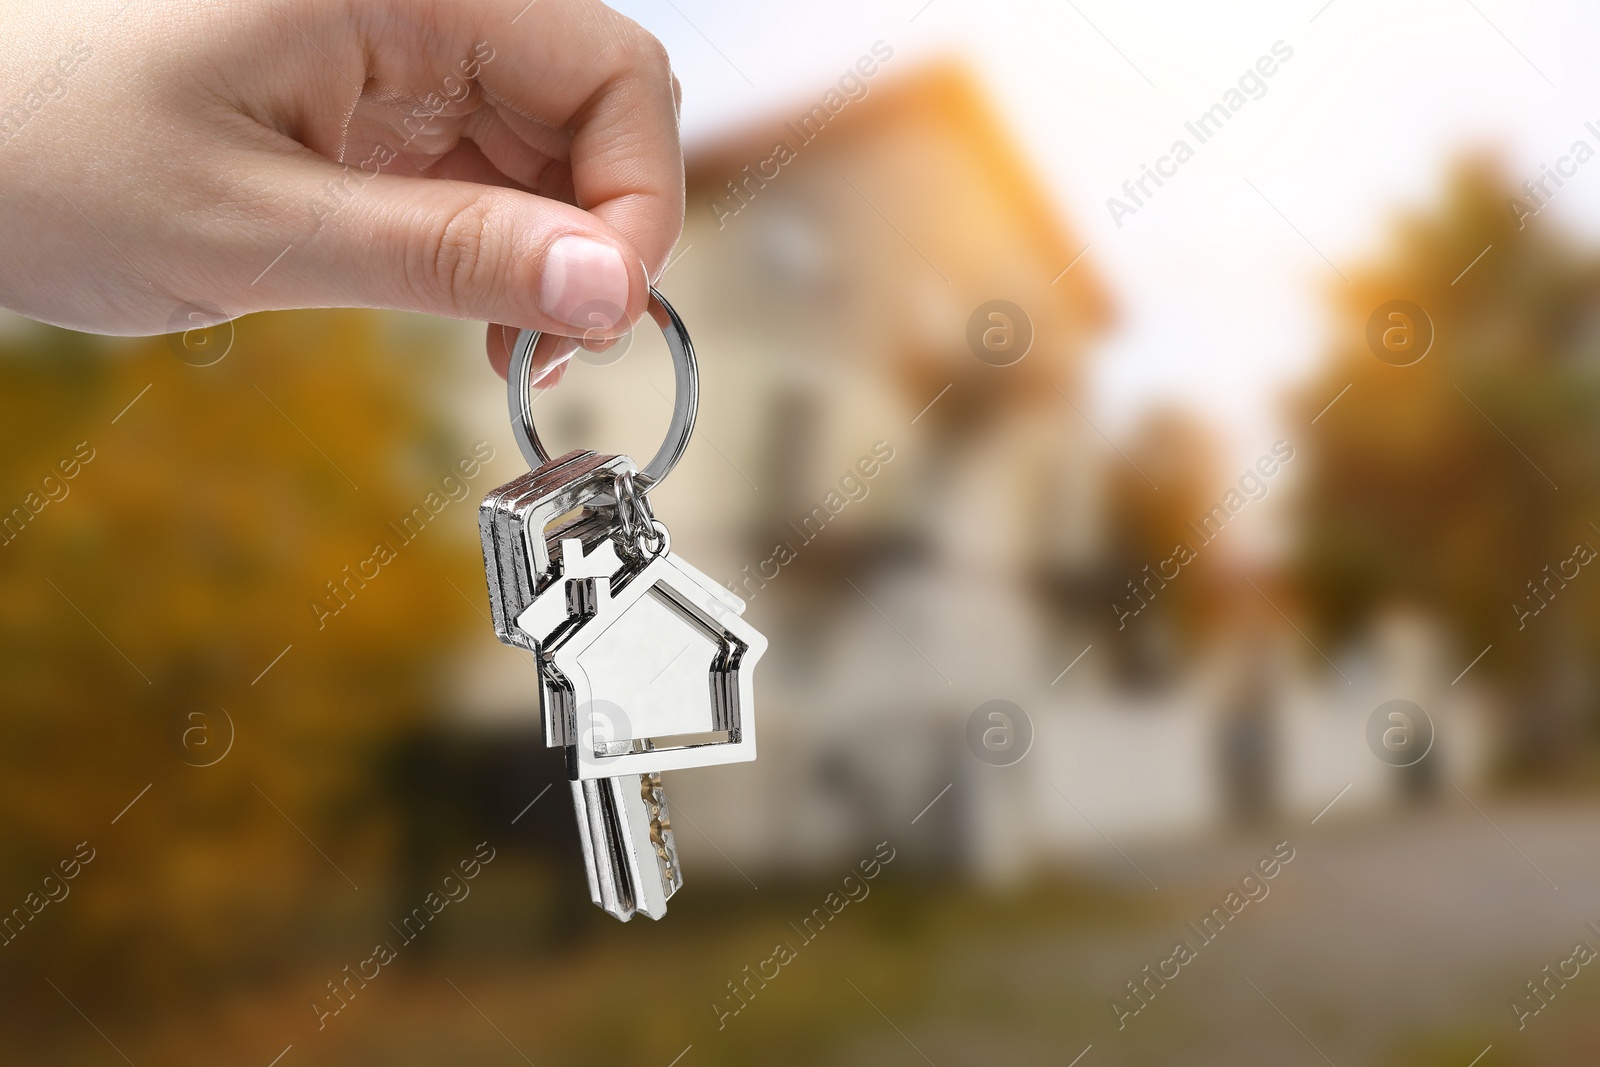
0, 308, 496, 1013
1290, 157, 1600, 771
1101, 408, 1225, 683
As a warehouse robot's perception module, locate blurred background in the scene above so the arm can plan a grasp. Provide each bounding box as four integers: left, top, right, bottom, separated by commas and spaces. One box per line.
4, 0, 1600, 1064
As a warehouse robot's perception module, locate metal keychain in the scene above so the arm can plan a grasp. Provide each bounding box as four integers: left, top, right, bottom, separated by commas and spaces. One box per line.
479, 288, 766, 921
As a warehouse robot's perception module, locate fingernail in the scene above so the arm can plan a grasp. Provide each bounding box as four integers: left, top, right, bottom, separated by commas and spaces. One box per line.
541, 236, 629, 331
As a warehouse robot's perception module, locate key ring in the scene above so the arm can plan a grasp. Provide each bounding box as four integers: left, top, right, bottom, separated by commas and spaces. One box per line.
508, 287, 698, 492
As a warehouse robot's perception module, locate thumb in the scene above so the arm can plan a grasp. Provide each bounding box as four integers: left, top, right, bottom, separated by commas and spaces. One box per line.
242, 158, 649, 338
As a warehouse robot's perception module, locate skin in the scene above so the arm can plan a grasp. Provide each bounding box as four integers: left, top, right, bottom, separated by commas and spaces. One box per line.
0, 0, 685, 385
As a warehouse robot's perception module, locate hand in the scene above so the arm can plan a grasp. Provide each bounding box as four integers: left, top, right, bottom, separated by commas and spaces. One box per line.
0, 0, 685, 383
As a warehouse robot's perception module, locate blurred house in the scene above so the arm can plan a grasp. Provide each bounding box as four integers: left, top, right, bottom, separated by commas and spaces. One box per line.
450, 63, 1490, 883
661, 61, 1118, 875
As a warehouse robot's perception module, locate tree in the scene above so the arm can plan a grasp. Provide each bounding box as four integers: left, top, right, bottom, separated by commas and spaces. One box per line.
1100, 408, 1225, 683
1290, 157, 1600, 771
0, 307, 492, 1011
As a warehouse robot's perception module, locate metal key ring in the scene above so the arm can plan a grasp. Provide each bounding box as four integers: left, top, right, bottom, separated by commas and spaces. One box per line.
508, 287, 698, 491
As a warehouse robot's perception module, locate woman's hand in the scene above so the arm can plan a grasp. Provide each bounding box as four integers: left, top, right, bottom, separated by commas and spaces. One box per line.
0, 0, 684, 381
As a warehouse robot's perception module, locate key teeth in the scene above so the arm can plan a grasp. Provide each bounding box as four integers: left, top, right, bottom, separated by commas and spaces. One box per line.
643, 773, 683, 903
618, 773, 674, 921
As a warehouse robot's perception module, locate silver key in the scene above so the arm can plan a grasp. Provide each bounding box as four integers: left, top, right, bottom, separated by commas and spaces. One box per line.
571, 772, 681, 921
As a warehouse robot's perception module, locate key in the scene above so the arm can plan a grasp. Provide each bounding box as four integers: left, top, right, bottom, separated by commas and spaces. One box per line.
481, 450, 631, 746
571, 772, 681, 921
478, 450, 627, 657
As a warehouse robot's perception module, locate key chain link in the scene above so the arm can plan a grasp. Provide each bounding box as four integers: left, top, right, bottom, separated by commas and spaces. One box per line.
612, 468, 671, 561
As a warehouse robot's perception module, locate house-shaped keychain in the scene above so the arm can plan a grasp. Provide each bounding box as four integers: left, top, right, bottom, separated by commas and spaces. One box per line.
513, 477, 766, 782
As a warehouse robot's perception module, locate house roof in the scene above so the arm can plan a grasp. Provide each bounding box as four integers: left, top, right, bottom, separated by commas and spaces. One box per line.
684, 59, 1114, 335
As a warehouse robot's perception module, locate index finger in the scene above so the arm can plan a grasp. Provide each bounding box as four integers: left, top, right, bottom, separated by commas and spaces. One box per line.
470, 0, 686, 279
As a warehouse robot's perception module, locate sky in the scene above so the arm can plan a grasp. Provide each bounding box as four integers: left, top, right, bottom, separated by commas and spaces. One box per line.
609, 0, 1600, 461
